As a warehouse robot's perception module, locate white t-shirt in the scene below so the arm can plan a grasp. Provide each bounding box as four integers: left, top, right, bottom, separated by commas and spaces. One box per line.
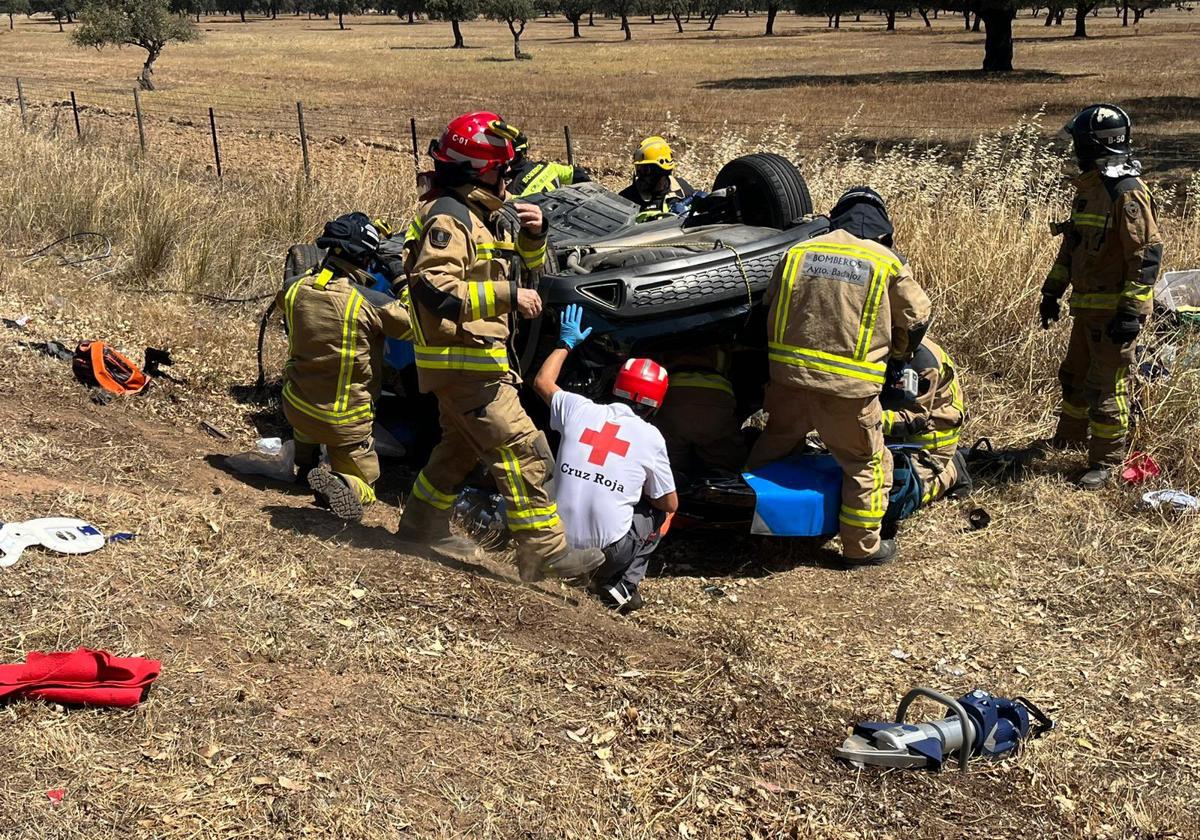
549, 391, 676, 550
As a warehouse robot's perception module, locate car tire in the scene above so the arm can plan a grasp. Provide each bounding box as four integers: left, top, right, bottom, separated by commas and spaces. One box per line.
285, 243, 325, 283
712, 153, 813, 229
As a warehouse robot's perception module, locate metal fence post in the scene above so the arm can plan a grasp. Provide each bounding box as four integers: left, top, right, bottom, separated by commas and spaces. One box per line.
296, 101, 311, 181
16, 78, 27, 131
70, 91, 82, 141
208, 107, 222, 178
409, 117, 419, 167
564, 125, 574, 166
133, 88, 147, 152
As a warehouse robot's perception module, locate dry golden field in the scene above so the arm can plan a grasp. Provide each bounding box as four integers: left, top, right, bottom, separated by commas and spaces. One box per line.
1, 8, 1200, 840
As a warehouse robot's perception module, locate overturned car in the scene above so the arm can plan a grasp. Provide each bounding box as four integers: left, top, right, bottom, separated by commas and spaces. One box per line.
276, 153, 828, 529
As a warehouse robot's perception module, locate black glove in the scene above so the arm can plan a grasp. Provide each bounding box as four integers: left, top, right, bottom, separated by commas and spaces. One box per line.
1106, 311, 1143, 345
1039, 294, 1061, 330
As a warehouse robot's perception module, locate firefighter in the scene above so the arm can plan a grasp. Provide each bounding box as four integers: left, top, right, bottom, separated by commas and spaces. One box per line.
745, 187, 932, 565
397, 111, 605, 580
507, 130, 591, 197
618, 136, 696, 222
652, 346, 747, 485
1040, 104, 1164, 490
279, 212, 413, 522
880, 337, 971, 505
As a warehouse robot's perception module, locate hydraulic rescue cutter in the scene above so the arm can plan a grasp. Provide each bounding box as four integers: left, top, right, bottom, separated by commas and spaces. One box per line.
835, 687, 1055, 773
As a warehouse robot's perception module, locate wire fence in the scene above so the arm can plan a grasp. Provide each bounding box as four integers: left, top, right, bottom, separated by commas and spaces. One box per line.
5, 73, 1197, 182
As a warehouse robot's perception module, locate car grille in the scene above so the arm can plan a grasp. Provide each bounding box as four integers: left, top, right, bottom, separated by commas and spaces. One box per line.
630, 253, 778, 309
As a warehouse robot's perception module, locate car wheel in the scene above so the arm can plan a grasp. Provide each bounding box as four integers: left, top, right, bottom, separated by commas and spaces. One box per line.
285, 243, 325, 283
712, 153, 813, 229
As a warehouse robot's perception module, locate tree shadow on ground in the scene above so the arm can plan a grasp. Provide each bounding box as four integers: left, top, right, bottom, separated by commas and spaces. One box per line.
698, 68, 1084, 91
1124, 96, 1200, 126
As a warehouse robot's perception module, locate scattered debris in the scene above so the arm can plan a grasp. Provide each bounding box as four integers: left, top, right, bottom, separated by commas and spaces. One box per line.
702, 584, 727, 599
45, 789, 65, 805
1142, 489, 1200, 516
0, 518, 108, 569
968, 508, 991, 531
1121, 452, 1161, 484
0, 648, 161, 708
3, 315, 30, 330
225, 439, 297, 484
835, 687, 1054, 773
17, 340, 73, 361
200, 420, 230, 440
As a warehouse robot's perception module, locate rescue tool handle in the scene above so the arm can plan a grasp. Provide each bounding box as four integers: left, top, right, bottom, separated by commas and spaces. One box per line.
1015, 696, 1056, 739
895, 688, 974, 775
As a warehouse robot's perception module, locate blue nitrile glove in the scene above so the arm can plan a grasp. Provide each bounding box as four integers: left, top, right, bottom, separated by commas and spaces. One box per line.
558, 303, 592, 350
669, 191, 708, 216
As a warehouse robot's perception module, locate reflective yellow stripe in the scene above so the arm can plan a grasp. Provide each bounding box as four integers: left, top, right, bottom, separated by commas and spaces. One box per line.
282, 380, 373, 425
1061, 401, 1089, 420
334, 291, 363, 414
671, 372, 734, 396
283, 279, 304, 356
854, 261, 888, 361
1090, 420, 1127, 439
1072, 212, 1108, 228
839, 508, 883, 528
1070, 292, 1122, 309
466, 282, 497, 320
405, 217, 424, 244
412, 471, 456, 510
910, 429, 961, 450
507, 503, 561, 531
413, 345, 509, 373
768, 342, 887, 384
881, 409, 896, 435
871, 449, 886, 516
517, 241, 546, 270
773, 249, 803, 343
1112, 364, 1130, 437
1122, 283, 1154, 303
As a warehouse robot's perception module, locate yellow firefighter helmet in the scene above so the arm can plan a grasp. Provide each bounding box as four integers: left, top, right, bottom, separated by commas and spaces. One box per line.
633, 136, 675, 171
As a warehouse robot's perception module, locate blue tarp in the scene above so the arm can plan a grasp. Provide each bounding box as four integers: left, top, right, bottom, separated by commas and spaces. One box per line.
743, 454, 843, 537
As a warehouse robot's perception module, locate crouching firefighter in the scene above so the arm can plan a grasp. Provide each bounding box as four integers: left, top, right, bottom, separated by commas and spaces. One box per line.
1039, 104, 1164, 490
881, 337, 971, 505
532, 305, 678, 614
279, 213, 413, 521
397, 111, 605, 580
746, 187, 932, 565
507, 129, 591, 197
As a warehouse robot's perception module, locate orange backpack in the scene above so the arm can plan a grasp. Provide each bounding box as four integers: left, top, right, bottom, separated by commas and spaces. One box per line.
72, 341, 149, 396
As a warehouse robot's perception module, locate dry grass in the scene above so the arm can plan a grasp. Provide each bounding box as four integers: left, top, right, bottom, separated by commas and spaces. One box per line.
1, 13, 1200, 838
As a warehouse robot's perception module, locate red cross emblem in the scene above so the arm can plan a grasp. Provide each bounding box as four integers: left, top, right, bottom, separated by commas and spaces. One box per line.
579, 422, 630, 466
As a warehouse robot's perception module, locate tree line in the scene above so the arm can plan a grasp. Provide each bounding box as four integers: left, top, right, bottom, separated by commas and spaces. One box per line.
2, 0, 1188, 87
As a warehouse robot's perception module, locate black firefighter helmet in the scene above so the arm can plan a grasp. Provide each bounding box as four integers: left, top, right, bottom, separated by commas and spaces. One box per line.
1061, 104, 1133, 166
316, 212, 381, 268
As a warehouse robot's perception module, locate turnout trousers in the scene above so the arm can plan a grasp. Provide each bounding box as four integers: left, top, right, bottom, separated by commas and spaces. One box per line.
653, 382, 747, 480
1053, 313, 1136, 466
407, 378, 567, 563
747, 383, 892, 559
287, 408, 380, 506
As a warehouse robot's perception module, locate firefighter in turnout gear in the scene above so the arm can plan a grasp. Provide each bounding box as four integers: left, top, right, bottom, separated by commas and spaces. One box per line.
653, 346, 747, 485
746, 187, 932, 565
618, 136, 695, 222
397, 112, 605, 580
880, 338, 970, 505
279, 212, 413, 522
507, 130, 591, 198
1040, 104, 1164, 490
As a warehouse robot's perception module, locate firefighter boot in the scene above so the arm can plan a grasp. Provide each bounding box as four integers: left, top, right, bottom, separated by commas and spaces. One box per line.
1078, 465, 1113, 492
517, 545, 605, 583
850, 538, 897, 567
396, 501, 480, 562
307, 466, 363, 522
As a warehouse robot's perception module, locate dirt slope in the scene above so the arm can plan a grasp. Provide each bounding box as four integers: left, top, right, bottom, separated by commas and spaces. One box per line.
0, 264, 1197, 838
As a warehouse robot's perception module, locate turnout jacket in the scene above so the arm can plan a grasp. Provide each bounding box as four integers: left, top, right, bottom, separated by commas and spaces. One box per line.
1041, 169, 1163, 318
881, 338, 965, 453
619, 175, 695, 222
764, 228, 932, 399
509, 158, 590, 197
278, 259, 413, 444
402, 184, 547, 392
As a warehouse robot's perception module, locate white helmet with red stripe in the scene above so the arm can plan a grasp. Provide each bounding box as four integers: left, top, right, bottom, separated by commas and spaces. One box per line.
612, 358, 669, 410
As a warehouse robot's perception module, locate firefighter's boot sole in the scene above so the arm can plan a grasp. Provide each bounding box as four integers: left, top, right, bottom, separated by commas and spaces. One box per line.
307, 467, 363, 522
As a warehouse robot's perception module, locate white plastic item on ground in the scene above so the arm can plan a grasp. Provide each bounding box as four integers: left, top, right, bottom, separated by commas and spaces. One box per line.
1142, 489, 1200, 516
0, 518, 107, 568
225, 439, 297, 484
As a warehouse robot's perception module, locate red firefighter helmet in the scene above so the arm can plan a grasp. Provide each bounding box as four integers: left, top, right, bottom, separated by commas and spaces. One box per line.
612, 358, 669, 410
430, 111, 517, 176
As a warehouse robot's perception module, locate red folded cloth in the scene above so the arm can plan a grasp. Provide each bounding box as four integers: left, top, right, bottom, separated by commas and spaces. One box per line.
0, 648, 161, 708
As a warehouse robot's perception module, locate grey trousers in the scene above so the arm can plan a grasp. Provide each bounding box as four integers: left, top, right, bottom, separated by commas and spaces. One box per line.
594, 502, 667, 590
